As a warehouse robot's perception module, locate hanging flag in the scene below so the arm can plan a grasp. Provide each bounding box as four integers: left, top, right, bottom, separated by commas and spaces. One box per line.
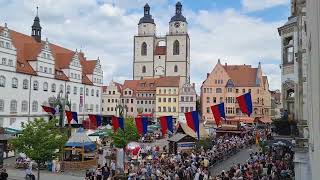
159, 116, 173, 136
65, 111, 73, 124
135, 117, 148, 135
112, 116, 124, 132
211, 103, 226, 126
41, 105, 56, 115
72, 111, 78, 124
88, 114, 100, 128
185, 111, 200, 140
236, 92, 253, 117
65, 111, 79, 124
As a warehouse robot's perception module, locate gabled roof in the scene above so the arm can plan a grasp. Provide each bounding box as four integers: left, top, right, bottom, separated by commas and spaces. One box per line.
223, 65, 259, 87
1, 26, 99, 84
155, 76, 180, 87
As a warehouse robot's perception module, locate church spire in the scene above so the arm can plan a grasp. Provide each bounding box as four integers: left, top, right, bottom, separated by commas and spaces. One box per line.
31, 6, 42, 42
138, 3, 155, 25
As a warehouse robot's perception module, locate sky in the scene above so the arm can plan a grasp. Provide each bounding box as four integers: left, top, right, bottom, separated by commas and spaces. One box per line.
0, 0, 291, 92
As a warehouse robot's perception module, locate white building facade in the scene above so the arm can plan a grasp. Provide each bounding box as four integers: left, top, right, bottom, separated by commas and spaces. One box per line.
179, 83, 196, 118
101, 81, 123, 117
133, 2, 190, 84
306, 0, 320, 179
0, 14, 103, 129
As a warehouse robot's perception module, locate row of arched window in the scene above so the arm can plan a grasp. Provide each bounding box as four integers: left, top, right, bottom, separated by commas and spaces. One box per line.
0, 99, 38, 112
141, 40, 180, 56
0, 76, 99, 97
142, 65, 179, 73
0, 99, 100, 113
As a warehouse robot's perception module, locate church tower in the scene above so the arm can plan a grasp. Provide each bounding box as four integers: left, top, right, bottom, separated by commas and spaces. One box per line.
133, 3, 156, 80
166, 2, 190, 83
133, 2, 190, 84
31, 7, 42, 42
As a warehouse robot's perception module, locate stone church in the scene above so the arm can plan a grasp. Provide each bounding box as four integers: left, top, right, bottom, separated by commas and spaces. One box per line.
133, 2, 190, 84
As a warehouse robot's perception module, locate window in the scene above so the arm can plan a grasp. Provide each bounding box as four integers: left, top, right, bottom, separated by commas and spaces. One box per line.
96, 105, 99, 112
158, 107, 161, 112
190, 97, 194, 102
248, 89, 251, 93
131, 99, 133, 103
141, 42, 147, 56
23, 79, 28, 89
90, 104, 94, 112
12, 78, 18, 88
236, 89, 239, 93
158, 98, 161, 102
8, 59, 13, 66
60, 85, 64, 92
142, 66, 146, 73
186, 96, 189, 102
0, 100, 4, 112
51, 83, 56, 92
44, 67, 47, 73
67, 85, 71, 94
206, 97, 210, 103
0, 76, 5, 87
168, 98, 171, 103
21, 101, 28, 112
220, 97, 223, 103
213, 97, 216, 103
168, 107, 171, 112
163, 107, 166, 112
91, 89, 94, 96
10, 100, 17, 112
33, 81, 39, 90
190, 107, 194, 111
173, 40, 180, 55
173, 107, 176, 112
10, 118, 16, 125
181, 107, 184, 113
216, 88, 222, 93
1, 58, 6, 65
163, 98, 166, 103
74, 87, 77, 95
0, 118, 3, 127
6, 42, 10, 49
173, 98, 176, 102
227, 88, 232, 93
113, 91, 115, 95
96, 90, 99, 97
207, 107, 210, 113
80, 87, 83, 95
242, 89, 245, 93
174, 65, 178, 72
43, 82, 48, 91
181, 97, 184, 102
39, 66, 43, 72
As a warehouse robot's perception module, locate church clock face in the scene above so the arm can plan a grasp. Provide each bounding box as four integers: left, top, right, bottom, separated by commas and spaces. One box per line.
174, 22, 180, 28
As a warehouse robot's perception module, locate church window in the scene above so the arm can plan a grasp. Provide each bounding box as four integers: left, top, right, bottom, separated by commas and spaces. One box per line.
43, 82, 48, 91
141, 42, 147, 56
173, 40, 180, 55
10, 100, 17, 112
142, 66, 146, 73
174, 65, 178, 72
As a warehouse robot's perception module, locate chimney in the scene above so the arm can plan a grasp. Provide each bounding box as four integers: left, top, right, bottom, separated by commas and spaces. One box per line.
207, 73, 210, 78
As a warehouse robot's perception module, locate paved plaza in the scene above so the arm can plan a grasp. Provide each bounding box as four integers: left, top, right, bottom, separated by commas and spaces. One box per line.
209, 145, 258, 176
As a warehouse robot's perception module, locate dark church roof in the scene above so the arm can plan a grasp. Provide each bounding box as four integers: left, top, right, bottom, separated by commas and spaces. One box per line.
138, 3, 155, 25
170, 2, 187, 23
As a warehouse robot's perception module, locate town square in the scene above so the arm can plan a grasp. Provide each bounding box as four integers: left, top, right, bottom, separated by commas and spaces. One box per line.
0, 0, 319, 180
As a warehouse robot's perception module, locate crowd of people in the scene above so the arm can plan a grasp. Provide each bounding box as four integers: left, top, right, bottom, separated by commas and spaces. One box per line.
213, 144, 294, 180
123, 134, 254, 179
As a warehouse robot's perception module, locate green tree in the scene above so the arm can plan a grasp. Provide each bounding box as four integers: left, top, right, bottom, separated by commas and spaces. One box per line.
12, 118, 67, 180
110, 117, 140, 148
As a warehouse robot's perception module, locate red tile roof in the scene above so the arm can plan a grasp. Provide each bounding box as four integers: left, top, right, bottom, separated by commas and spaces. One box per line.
1, 26, 98, 84
223, 65, 258, 87
155, 76, 180, 87
155, 46, 166, 55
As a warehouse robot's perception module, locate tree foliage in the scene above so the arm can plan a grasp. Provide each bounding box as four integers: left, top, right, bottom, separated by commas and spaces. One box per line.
12, 118, 68, 164
110, 117, 140, 148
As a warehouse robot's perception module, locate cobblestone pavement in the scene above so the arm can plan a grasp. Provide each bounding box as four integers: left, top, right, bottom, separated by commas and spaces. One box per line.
209, 145, 259, 176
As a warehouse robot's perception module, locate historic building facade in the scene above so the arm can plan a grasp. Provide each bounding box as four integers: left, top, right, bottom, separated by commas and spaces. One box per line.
101, 81, 123, 117
269, 89, 282, 119
133, 2, 190, 84
155, 76, 180, 121
0, 15, 103, 129
179, 83, 197, 118
201, 60, 271, 123
306, 0, 320, 178
278, 1, 311, 179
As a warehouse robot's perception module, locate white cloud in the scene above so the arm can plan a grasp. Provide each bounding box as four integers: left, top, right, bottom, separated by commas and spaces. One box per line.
99, 3, 124, 17
0, 0, 283, 91
242, 0, 289, 12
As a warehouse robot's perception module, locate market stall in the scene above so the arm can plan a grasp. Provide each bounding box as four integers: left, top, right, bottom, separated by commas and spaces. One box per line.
63, 128, 97, 170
